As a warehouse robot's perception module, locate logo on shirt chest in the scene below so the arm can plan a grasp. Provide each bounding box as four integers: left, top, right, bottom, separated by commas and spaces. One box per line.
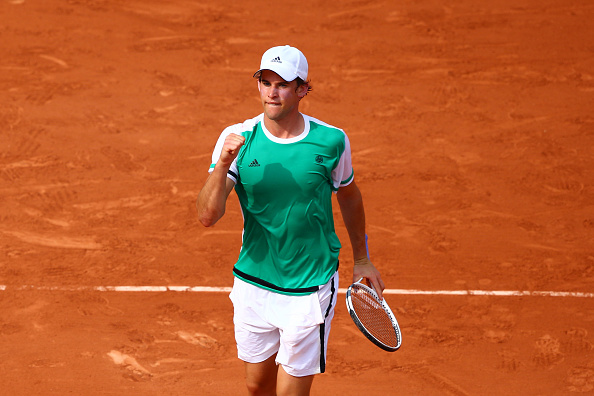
248, 159, 260, 167
315, 155, 323, 164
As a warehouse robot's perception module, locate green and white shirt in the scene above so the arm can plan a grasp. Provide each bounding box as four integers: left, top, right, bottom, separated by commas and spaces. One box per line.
209, 113, 354, 295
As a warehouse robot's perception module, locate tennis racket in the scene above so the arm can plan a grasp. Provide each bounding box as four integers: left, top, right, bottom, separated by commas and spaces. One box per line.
346, 278, 402, 352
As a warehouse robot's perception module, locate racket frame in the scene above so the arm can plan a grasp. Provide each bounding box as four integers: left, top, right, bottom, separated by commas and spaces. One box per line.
346, 280, 402, 352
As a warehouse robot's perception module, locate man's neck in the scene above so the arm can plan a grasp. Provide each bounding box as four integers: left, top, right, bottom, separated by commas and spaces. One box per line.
264, 112, 305, 139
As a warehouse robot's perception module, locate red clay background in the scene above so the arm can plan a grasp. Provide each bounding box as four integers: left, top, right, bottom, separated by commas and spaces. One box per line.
1, 0, 593, 395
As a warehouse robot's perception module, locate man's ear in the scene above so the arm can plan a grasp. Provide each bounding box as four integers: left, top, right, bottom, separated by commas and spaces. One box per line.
296, 83, 309, 98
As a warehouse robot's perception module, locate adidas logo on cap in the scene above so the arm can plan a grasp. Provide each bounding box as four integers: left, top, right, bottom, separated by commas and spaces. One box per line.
271, 56, 282, 63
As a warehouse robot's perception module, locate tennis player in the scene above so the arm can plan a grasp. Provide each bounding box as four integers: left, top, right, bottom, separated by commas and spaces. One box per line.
197, 45, 385, 396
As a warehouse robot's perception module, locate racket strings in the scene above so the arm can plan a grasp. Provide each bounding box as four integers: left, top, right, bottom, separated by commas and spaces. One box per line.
350, 286, 399, 348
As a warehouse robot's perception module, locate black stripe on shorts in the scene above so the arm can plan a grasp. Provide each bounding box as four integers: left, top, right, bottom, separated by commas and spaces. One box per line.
319, 275, 336, 373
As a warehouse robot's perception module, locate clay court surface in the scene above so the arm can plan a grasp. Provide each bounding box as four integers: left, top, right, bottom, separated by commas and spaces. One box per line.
1, 0, 593, 394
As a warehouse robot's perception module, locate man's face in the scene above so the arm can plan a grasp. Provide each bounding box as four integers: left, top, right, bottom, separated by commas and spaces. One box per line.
258, 70, 307, 122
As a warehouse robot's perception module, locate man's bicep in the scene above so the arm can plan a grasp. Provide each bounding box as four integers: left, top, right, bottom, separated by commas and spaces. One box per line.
201, 171, 236, 200
225, 176, 236, 196
336, 180, 360, 203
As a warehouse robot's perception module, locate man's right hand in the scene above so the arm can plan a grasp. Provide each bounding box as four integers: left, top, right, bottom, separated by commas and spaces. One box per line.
219, 133, 245, 166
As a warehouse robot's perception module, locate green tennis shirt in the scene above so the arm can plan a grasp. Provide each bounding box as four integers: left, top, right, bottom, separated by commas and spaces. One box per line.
209, 114, 354, 295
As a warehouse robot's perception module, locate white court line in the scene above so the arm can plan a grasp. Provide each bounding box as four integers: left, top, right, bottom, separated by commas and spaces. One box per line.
0, 285, 592, 298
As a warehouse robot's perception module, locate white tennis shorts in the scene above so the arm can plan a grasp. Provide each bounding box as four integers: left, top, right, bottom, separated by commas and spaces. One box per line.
229, 272, 339, 377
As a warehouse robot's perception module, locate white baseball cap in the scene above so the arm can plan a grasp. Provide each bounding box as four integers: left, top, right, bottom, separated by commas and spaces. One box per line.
253, 45, 308, 82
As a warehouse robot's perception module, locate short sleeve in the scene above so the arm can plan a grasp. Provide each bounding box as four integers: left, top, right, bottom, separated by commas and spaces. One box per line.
331, 132, 354, 192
